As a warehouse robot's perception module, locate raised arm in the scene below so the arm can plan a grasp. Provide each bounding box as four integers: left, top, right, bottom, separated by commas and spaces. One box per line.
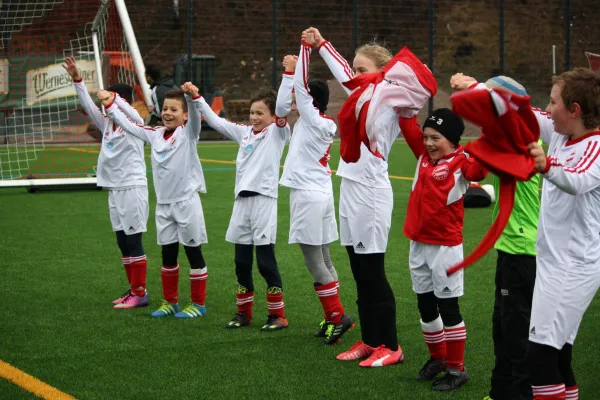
113, 94, 143, 124
99, 90, 155, 144
195, 98, 247, 143
303, 28, 353, 95
275, 55, 296, 118
63, 56, 109, 133
181, 82, 202, 140
294, 42, 323, 125
531, 141, 600, 195
462, 157, 488, 182
398, 116, 425, 158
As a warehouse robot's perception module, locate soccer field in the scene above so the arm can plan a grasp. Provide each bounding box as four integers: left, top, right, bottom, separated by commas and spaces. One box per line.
1, 140, 599, 400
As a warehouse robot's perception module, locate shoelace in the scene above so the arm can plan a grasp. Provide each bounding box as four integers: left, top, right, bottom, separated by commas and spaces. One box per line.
367, 345, 389, 360
325, 323, 335, 338
347, 340, 365, 352
120, 292, 134, 303
158, 301, 173, 312
265, 315, 278, 325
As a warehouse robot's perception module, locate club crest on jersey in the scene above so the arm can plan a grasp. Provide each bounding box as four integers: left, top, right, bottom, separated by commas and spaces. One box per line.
422, 161, 429, 168
276, 117, 287, 128
432, 164, 449, 180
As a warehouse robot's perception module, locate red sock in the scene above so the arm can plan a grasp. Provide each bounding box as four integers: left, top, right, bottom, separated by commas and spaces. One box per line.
129, 255, 147, 297
122, 256, 132, 284
190, 267, 208, 306
315, 281, 344, 324
566, 385, 578, 400
533, 384, 566, 399
161, 265, 179, 304
267, 290, 285, 318
236, 291, 254, 319
445, 321, 466, 371
421, 316, 447, 361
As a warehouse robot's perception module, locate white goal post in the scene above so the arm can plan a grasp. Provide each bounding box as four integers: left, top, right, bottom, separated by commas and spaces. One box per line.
0, 0, 150, 189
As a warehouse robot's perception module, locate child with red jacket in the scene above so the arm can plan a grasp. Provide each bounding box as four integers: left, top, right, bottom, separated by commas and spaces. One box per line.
400, 108, 487, 392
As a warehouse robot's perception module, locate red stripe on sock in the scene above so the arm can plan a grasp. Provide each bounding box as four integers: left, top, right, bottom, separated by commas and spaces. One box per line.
314, 281, 344, 323
190, 270, 207, 306
161, 265, 179, 304
130, 256, 147, 297
266, 292, 285, 318
236, 291, 254, 319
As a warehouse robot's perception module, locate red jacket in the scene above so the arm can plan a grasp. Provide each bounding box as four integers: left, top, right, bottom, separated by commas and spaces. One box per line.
400, 116, 488, 246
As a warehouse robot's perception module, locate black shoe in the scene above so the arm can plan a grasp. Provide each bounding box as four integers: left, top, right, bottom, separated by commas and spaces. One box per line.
323, 315, 355, 345
431, 368, 468, 391
261, 314, 288, 331
225, 312, 251, 329
314, 319, 328, 337
416, 358, 446, 381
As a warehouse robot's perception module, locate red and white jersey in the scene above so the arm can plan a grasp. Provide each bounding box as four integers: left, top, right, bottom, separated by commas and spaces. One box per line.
400, 117, 487, 246
318, 40, 399, 188
538, 131, 600, 265
73, 78, 147, 189
280, 43, 337, 193
106, 95, 206, 204
196, 94, 290, 199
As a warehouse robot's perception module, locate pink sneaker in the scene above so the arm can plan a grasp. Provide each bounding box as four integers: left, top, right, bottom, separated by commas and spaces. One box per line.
359, 345, 404, 367
336, 340, 376, 361
112, 289, 131, 305
113, 292, 149, 309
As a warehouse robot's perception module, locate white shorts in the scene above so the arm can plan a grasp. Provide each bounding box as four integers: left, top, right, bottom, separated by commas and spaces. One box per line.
108, 187, 149, 235
226, 195, 277, 245
409, 241, 464, 298
339, 178, 393, 254
155, 194, 207, 246
288, 189, 338, 245
529, 253, 600, 349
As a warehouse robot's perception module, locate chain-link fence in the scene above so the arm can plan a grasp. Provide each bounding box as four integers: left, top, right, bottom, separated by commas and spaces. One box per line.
126, 0, 598, 123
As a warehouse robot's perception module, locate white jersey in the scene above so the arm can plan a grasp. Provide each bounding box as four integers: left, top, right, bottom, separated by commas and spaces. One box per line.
280, 44, 337, 193
106, 95, 206, 204
538, 130, 600, 265
318, 41, 400, 189
73, 78, 147, 189
196, 93, 290, 199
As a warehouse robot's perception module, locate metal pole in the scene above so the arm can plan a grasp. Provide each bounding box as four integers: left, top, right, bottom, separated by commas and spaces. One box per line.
187, 0, 193, 82
564, 0, 571, 71
272, 0, 278, 89
353, 0, 359, 52
499, 0, 504, 74
428, 0, 434, 113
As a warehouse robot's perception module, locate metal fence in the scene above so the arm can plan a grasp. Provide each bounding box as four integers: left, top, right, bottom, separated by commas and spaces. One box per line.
125, 0, 598, 121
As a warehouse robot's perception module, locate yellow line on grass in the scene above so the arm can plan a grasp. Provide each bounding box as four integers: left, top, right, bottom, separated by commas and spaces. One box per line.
0, 360, 76, 400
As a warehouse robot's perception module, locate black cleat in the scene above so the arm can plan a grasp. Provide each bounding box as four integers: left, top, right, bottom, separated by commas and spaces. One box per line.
416, 358, 446, 381
323, 315, 355, 345
314, 319, 328, 337
261, 314, 289, 331
225, 312, 251, 329
431, 368, 468, 391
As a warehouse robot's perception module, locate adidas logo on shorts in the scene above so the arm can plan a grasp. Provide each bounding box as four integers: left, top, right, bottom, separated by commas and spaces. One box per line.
530, 326, 536, 335
442, 287, 451, 294
261, 234, 267, 239
356, 242, 365, 250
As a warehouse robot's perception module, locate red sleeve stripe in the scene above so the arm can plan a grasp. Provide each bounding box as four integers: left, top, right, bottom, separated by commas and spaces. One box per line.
322, 42, 353, 80
73, 77, 83, 83
283, 71, 294, 76
532, 107, 552, 119
565, 141, 600, 173
302, 44, 310, 94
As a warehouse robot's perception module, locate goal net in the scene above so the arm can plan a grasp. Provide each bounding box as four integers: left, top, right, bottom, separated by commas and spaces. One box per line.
0, 0, 150, 188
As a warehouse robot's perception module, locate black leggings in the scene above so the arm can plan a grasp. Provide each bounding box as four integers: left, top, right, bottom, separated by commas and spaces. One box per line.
115, 231, 144, 257
346, 246, 398, 350
161, 242, 206, 269
235, 243, 282, 291
417, 291, 463, 327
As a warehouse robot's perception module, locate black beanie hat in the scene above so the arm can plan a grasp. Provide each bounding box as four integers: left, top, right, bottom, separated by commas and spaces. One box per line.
308, 80, 329, 113
422, 108, 465, 146
107, 83, 134, 104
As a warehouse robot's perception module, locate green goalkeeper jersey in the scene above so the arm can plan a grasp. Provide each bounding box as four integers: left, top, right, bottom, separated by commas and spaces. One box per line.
492, 170, 541, 256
